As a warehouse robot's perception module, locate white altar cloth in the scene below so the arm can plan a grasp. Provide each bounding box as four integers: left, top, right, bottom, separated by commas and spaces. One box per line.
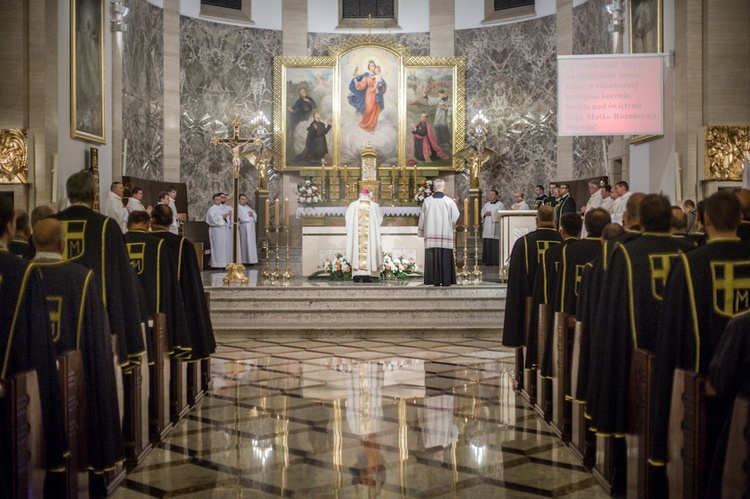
296, 206, 421, 218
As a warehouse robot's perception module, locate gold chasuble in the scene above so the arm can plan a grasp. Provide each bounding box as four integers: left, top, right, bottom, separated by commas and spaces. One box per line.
358, 199, 371, 270
345, 190, 384, 280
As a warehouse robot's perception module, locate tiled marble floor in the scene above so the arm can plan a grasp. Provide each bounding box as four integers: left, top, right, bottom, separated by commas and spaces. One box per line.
113, 337, 608, 498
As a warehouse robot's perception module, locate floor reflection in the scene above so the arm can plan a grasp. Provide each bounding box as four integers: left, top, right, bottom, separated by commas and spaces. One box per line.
115, 337, 607, 498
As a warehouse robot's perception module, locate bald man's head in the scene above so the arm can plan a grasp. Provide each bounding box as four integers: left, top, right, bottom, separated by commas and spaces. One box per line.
33, 218, 65, 254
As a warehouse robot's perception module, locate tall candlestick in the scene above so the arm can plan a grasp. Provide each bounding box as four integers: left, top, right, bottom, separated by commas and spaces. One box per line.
344, 165, 348, 183
401, 164, 406, 179
413, 165, 418, 184
463, 199, 469, 226
265, 199, 270, 226
391, 165, 395, 184
51, 154, 58, 203
474, 198, 479, 226
321, 164, 325, 183
122, 138, 128, 177
284, 198, 290, 226
274, 199, 279, 226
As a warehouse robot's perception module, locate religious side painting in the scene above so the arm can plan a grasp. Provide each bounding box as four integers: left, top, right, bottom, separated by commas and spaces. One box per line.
71, 0, 106, 144
274, 38, 465, 172
284, 66, 335, 167
629, 0, 662, 54
403, 62, 463, 167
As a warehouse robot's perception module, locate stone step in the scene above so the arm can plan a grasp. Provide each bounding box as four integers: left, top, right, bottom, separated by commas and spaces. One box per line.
207, 284, 506, 300
212, 324, 503, 338
212, 308, 503, 324
210, 298, 505, 311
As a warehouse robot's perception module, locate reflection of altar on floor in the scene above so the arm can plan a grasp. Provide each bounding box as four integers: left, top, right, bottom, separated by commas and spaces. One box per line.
299, 206, 423, 277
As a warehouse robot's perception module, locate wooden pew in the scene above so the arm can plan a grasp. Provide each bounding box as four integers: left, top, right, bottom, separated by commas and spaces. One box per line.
519, 296, 537, 404
148, 313, 172, 442
551, 311, 575, 441
626, 348, 656, 498
57, 350, 88, 498
593, 435, 627, 496
535, 303, 553, 421
722, 396, 750, 497
170, 358, 189, 423
0, 370, 45, 498
187, 360, 204, 406
667, 368, 709, 499
122, 326, 152, 470
201, 291, 213, 394
569, 320, 595, 466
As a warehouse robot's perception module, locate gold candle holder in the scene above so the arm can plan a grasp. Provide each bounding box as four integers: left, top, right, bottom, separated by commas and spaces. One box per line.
460, 226, 471, 284
262, 225, 272, 280
473, 224, 482, 283
272, 223, 281, 280
453, 225, 459, 279
282, 223, 294, 280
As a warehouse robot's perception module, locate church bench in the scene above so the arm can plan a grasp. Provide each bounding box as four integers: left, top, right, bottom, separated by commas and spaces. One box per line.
518, 296, 537, 404
148, 314, 173, 441
122, 328, 152, 470
170, 359, 189, 423
535, 303, 553, 421
57, 349, 89, 498
569, 319, 595, 466
626, 348, 657, 498
551, 311, 575, 441
722, 395, 750, 497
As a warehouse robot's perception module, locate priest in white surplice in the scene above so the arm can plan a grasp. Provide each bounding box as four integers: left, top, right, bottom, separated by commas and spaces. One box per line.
418, 178, 460, 286
102, 181, 129, 233
206, 193, 232, 268
345, 189, 383, 283
237, 194, 258, 265
481, 189, 505, 266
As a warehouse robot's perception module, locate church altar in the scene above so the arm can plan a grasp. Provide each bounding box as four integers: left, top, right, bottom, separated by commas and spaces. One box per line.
496, 210, 538, 280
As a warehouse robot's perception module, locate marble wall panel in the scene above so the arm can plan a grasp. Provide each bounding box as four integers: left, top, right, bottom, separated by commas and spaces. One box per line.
180, 18, 280, 220
123, 0, 164, 181
456, 17, 558, 206
573, 0, 614, 181
307, 32, 430, 56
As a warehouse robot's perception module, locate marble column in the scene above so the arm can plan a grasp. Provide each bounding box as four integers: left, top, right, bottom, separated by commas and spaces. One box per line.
430, 0, 455, 57
556, 0, 574, 182
163, 0, 180, 183
112, 26, 124, 182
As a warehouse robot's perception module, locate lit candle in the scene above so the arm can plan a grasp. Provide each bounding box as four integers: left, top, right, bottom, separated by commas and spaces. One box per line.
463, 199, 469, 226
474, 198, 479, 226
284, 198, 289, 227
265, 199, 270, 226
51, 154, 58, 203
391, 165, 395, 184
122, 138, 128, 177
274, 199, 279, 227
413, 165, 418, 184
343, 165, 348, 183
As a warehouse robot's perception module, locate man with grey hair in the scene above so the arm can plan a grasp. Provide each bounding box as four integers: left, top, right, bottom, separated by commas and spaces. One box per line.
418, 178, 459, 286
102, 181, 128, 233
52, 170, 146, 370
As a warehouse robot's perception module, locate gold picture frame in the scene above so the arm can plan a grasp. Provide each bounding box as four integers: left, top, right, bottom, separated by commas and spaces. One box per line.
628, 0, 663, 145
273, 38, 466, 173
71, 0, 106, 144
704, 126, 750, 181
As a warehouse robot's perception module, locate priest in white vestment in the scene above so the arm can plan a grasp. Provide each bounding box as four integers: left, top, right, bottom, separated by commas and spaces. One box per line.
206, 193, 232, 268
167, 186, 181, 234
345, 189, 383, 282
102, 181, 129, 233
610, 181, 631, 225
581, 180, 603, 237
481, 189, 505, 266
237, 194, 258, 265
418, 178, 460, 286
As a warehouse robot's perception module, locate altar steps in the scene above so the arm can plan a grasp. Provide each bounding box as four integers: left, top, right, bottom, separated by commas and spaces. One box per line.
208, 283, 506, 338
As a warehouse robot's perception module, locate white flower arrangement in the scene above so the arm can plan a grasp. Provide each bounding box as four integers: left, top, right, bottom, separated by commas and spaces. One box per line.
381, 252, 418, 280
320, 252, 352, 280
414, 179, 434, 205
295, 178, 321, 205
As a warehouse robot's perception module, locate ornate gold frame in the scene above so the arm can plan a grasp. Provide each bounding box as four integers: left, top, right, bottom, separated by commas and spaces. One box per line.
70, 0, 106, 144
704, 126, 750, 180
273, 38, 466, 173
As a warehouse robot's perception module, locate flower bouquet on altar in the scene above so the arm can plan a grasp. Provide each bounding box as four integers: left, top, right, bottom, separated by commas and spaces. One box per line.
381, 252, 419, 281
413, 179, 433, 205
309, 252, 352, 281
295, 177, 321, 206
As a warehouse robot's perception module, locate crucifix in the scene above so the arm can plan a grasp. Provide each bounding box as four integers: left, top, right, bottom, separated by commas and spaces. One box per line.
211, 117, 254, 286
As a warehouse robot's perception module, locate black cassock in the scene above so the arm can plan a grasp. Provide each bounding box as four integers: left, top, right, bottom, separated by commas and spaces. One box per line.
293, 120, 332, 165
650, 239, 750, 473
502, 227, 562, 348
553, 194, 576, 227
124, 230, 192, 359
0, 249, 66, 496
33, 258, 125, 472
9, 236, 35, 259
51, 205, 145, 369
592, 234, 693, 435
527, 238, 572, 371
541, 237, 600, 377
150, 229, 216, 359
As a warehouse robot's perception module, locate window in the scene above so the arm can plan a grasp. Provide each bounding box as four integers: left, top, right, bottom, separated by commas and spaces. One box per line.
493, 0, 534, 11
338, 0, 399, 30
201, 0, 242, 10
200, 0, 253, 25
483, 0, 535, 25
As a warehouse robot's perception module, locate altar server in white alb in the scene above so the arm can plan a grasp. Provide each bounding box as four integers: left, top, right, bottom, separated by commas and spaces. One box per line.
237, 194, 258, 265
206, 193, 232, 268
418, 178, 460, 286
481, 189, 505, 266
102, 181, 129, 233
345, 189, 383, 282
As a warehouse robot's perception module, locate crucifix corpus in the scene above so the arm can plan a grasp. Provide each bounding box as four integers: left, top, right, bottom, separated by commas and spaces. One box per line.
211, 117, 253, 286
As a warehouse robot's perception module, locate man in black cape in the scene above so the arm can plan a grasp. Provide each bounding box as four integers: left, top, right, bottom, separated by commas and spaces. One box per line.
124, 211, 192, 359
8, 209, 35, 259
649, 191, 750, 495
0, 197, 66, 497
51, 171, 146, 370
554, 183, 577, 229
31, 218, 125, 474
502, 206, 562, 388
150, 204, 216, 360
293, 111, 332, 165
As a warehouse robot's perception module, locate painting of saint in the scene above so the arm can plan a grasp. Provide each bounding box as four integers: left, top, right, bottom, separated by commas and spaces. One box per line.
405, 67, 454, 166
629, 0, 662, 54
339, 47, 399, 166
72, 0, 105, 143
285, 68, 334, 166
